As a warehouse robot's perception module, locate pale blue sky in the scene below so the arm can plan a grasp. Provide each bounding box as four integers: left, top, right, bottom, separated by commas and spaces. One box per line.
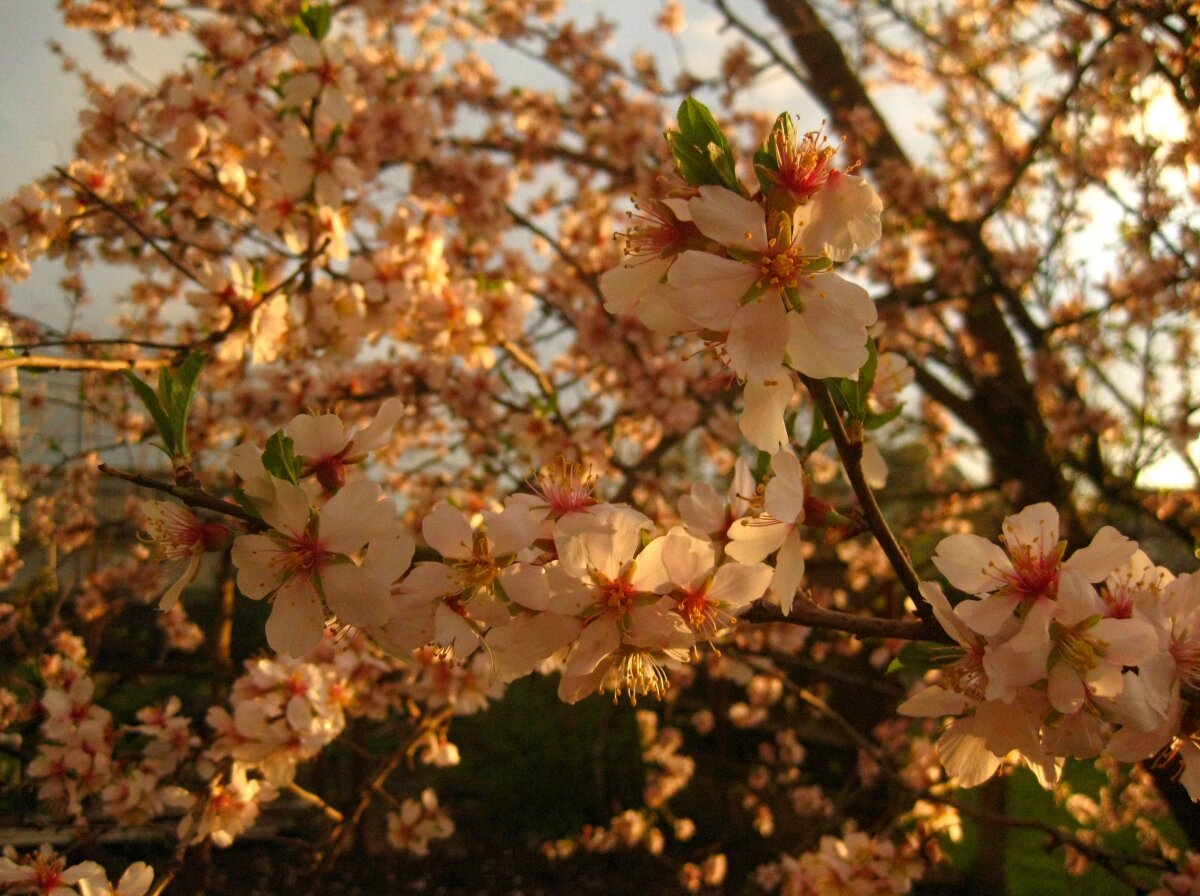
0, 2, 85, 195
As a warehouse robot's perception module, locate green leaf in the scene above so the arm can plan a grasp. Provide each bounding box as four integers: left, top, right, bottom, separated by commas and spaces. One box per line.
166, 351, 206, 458
666, 97, 742, 193
828, 377, 858, 415
886, 641, 962, 676
293, 2, 332, 40
262, 430, 302, 485
856, 338, 878, 416
864, 405, 904, 431
804, 404, 831, 454
123, 370, 175, 456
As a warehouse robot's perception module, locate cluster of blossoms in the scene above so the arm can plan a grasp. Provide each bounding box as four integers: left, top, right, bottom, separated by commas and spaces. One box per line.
58, 81, 1199, 892
201, 415, 858, 704
385, 788, 456, 856
0, 846, 151, 896
601, 116, 882, 453
901, 503, 1200, 796
27, 650, 198, 827
756, 825, 923, 896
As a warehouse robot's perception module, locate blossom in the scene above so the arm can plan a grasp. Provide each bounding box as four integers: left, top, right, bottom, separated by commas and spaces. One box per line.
385, 788, 455, 856
138, 501, 228, 610
932, 503, 1136, 662
639, 526, 772, 642
668, 185, 878, 381
0, 845, 105, 896
599, 197, 699, 332
898, 583, 1061, 787
726, 450, 809, 613
379, 499, 548, 658
550, 505, 692, 702
285, 397, 404, 492
231, 478, 412, 656
78, 864, 154, 896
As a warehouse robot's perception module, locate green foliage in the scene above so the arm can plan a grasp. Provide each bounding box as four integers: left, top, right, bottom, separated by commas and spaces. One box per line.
666, 97, 743, 195
293, 2, 332, 40
885, 640, 964, 676
262, 430, 302, 485
753, 111, 794, 196
122, 351, 206, 463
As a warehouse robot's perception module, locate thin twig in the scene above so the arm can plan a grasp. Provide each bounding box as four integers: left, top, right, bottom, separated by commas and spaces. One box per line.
802, 376, 931, 626
99, 462, 265, 529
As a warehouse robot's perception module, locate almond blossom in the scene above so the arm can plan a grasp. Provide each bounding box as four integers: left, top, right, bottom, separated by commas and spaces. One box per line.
638, 526, 772, 644
285, 397, 404, 492
550, 505, 692, 702
931, 503, 1137, 675
138, 501, 229, 610
897, 583, 1060, 787
231, 478, 412, 656
667, 184, 878, 382
0, 845, 106, 896
726, 450, 809, 614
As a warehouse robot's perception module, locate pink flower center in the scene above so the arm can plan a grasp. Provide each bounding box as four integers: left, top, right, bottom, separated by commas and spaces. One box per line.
1170, 638, 1200, 688
1000, 540, 1065, 603
283, 530, 329, 579
943, 646, 988, 701
770, 129, 835, 202
531, 458, 598, 517
32, 857, 65, 890
618, 199, 695, 260
593, 571, 637, 617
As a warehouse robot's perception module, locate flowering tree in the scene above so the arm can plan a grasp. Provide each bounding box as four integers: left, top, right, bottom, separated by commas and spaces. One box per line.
0, 0, 1197, 893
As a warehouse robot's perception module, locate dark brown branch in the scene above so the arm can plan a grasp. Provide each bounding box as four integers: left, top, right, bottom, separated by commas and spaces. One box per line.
802, 376, 931, 625
99, 463, 264, 529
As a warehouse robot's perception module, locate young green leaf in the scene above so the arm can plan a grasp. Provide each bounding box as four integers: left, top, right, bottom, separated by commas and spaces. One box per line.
165, 351, 206, 458
293, 2, 332, 40
123, 370, 175, 455
262, 430, 302, 485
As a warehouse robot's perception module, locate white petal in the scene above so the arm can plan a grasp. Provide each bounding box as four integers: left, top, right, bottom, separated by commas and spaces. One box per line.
499, 563, 551, 611
728, 296, 789, 381
320, 480, 394, 555
770, 530, 806, 615
347, 397, 405, 454
933, 533, 1010, 594
667, 252, 757, 330
763, 449, 806, 523
687, 185, 767, 251
564, 619, 620, 677
422, 503, 474, 559
260, 479, 312, 536
802, 171, 882, 261
323, 563, 392, 627
1064, 526, 1137, 582
232, 534, 286, 599
897, 685, 970, 717
740, 375, 794, 454
726, 517, 788, 564
660, 527, 715, 590
486, 612, 582, 682
266, 577, 326, 657
937, 722, 1002, 788
708, 561, 772, 609
287, 413, 348, 459
600, 256, 671, 315
1047, 662, 1086, 715
955, 593, 1020, 638
1001, 503, 1059, 556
